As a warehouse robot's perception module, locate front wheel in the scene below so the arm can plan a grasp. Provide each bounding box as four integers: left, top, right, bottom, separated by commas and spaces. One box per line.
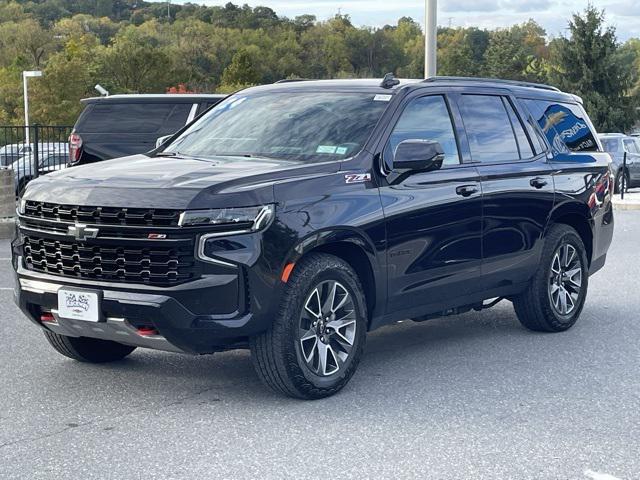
513, 224, 589, 332
250, 253, 367, 399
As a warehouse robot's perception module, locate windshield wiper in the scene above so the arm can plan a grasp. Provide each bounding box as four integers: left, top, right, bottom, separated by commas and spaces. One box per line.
154, 151, 180, 157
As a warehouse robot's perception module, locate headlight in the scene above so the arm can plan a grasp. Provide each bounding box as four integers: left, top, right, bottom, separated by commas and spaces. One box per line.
179, 204, 274, 232
17, 197, 26, 215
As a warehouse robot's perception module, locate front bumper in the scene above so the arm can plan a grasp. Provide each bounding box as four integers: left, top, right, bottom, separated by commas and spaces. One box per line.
14, 261, 273, 354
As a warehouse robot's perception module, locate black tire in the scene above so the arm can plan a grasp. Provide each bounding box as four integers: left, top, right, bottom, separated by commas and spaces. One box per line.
513, 224, 589, 332
43, 331, 136, 363
16, 177, 30, 196
250, 253, 367, 399
614, 169, 629, 194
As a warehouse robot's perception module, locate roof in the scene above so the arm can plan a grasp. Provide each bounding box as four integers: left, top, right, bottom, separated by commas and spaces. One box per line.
81, 94, 227, 104
245, 76, 579, 102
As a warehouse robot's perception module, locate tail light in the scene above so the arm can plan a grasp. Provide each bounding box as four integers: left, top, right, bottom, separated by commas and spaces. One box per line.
69, 132, 82, 164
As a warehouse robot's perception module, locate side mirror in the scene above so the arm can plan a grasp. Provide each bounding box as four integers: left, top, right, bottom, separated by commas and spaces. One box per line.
388, 139, 444, 183
155, 135, 173, 149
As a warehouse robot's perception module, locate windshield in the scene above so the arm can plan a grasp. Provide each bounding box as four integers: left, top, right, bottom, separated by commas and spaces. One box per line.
165, 92, 390, 162
600, 138, 619, 153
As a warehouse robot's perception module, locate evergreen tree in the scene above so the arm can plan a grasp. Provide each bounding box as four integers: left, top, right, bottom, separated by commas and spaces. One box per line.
548, 5, 638, 132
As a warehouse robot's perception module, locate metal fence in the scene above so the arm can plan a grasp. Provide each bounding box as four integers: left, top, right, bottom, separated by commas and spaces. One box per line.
0, 125, 73, 195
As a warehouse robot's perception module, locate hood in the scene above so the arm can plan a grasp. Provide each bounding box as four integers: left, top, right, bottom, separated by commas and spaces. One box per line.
23, 154, 339, 209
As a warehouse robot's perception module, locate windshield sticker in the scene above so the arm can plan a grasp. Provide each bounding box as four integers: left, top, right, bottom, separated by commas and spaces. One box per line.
316, 145, 338, 154
374, 94, 392, 102
335, 147, 348, 155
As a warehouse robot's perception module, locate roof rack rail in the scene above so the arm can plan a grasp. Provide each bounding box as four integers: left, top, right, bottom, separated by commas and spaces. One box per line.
422, 76, 561, 92
274, 78, 310, 84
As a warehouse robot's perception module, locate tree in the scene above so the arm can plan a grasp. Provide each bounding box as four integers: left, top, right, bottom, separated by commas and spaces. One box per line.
548, 6, 638, 132
98, 22, 172, 92
220, 47, 260, 86
484, 21, 547, 81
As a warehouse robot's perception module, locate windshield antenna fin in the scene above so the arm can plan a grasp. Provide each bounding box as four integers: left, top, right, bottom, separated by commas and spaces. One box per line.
380, 73, 400, 89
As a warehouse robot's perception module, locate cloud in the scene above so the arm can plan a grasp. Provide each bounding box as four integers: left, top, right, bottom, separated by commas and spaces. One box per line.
179, 0, 639, 39
442, 0, 552, 13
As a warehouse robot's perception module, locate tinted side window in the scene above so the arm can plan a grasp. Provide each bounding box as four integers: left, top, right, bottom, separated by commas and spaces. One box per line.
503, 98, 535, 158
600, 139, 620, 153
385, 95, 460, 168
162, 104, 192, 134
80, 104, 174, 134
522, 99, 598, 154
624, 139, 639, 154
458, 94, 520, 163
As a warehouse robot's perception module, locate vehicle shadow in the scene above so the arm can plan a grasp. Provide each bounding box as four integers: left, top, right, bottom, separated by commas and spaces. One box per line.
41, 302, 536, 405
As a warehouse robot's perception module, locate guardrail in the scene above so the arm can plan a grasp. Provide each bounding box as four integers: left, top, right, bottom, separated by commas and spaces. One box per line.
0, 125, 73, 195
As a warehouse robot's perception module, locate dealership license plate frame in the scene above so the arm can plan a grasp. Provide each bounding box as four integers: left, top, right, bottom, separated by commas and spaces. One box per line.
57, 287, 102, 322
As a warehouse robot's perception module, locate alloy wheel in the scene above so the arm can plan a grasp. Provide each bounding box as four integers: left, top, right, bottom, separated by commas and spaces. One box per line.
618, 173, 625, 194
298, 280, 357, 376
548, 243, 582, 316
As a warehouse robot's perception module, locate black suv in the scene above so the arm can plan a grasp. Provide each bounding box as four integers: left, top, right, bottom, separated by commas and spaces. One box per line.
13, 77, 614, 399
68, 93, 226, 166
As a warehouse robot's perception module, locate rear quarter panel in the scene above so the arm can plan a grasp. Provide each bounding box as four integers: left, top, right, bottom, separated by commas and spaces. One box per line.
549, 151, 614, 268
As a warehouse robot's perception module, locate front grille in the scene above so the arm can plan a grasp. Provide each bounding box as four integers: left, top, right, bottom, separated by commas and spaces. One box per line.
24, 201, 181, 228
23, 235, 197, 286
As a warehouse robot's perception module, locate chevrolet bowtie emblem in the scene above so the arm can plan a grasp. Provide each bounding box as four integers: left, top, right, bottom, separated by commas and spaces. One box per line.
68, 223, 99, 241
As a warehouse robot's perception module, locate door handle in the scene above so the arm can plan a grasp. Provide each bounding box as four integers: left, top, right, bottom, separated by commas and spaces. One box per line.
456, 185, 479, 197
530, 177, 548, 189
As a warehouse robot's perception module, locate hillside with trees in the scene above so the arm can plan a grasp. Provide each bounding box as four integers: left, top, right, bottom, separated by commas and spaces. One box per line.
0, 1, 638, 131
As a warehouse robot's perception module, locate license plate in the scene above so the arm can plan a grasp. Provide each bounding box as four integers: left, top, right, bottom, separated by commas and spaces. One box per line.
57, 289, 100, 322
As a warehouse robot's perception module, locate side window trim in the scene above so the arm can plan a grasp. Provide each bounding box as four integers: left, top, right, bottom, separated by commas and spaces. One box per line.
379, 92, 464, 173
503, 96, 538, 159
502, 97, 524, 160
186, 103, 198, 124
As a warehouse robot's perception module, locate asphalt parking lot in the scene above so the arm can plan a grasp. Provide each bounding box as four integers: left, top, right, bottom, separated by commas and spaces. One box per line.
1, 212, 639, 480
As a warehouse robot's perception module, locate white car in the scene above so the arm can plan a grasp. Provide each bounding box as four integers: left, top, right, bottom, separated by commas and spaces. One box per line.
11, 150, 70, 193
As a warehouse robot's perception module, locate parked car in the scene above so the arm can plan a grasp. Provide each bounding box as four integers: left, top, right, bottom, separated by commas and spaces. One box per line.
13, 76, 613, 399
11, 150, 70, 194
599, 133, 640, 193
0, 144, 32, 166
1, 142, 67, 167
68, 93, 227, 166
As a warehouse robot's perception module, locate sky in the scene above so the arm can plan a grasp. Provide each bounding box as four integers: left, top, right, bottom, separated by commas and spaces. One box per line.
177, 0, 640, 40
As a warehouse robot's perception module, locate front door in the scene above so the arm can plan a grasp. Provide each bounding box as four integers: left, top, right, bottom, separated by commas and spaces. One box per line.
377, 92, 483, 318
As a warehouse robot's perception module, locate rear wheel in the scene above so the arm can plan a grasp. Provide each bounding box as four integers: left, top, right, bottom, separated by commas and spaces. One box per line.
615, 169, 629, 194
250, 253, 367, 399
513, 224, 589, 332
43, 331, 136, 363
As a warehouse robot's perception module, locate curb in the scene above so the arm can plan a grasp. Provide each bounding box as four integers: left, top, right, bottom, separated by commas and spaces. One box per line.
613, 201, 640, 211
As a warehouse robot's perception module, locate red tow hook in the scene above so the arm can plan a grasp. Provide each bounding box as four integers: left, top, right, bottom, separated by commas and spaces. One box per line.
136, 326, 159, 337
40, 312, 55, 323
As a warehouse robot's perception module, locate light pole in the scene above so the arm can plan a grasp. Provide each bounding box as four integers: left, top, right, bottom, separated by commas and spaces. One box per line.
424, 0, 437, 78
23, 70, 42, 144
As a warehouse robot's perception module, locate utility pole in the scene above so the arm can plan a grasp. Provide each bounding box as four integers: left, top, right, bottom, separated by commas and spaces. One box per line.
22, 70, 42, 145
424, 0, 437, 78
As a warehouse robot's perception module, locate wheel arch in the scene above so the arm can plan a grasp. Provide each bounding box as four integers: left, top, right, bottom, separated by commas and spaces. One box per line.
282, 228, 383, 328
547, 203, 594, 266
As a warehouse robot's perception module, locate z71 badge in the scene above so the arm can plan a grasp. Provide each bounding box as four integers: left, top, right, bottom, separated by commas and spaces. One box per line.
344, 173, 372, 184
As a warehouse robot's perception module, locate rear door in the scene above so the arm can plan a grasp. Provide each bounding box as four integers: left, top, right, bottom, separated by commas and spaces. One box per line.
377, 90, 483, 317
453, 90, 555, 292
